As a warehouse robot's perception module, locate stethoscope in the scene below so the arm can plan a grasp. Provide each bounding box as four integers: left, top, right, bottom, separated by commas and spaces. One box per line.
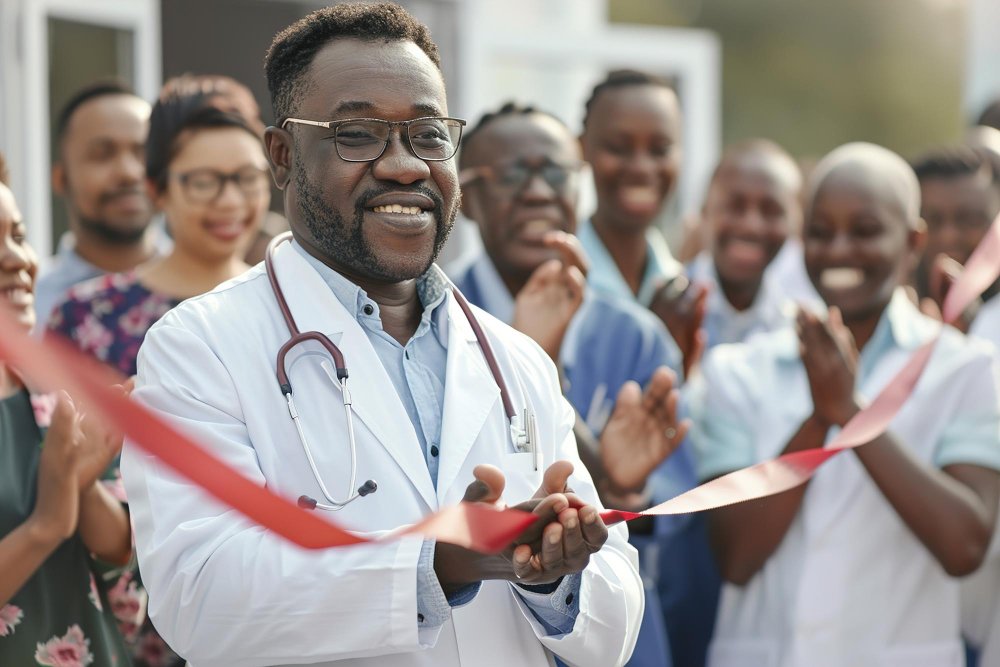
265, 232, 538, 511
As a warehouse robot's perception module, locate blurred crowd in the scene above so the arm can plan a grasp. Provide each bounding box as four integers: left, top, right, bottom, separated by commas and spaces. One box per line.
2, 4, 1000, 666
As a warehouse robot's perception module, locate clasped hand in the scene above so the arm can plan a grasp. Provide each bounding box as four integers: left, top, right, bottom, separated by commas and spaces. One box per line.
435, 461, 608, 592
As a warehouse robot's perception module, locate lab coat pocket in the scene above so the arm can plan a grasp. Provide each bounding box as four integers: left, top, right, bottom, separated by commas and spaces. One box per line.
501, 452, 542, 501
880, 640, 964, 667
707, 638, 777, 667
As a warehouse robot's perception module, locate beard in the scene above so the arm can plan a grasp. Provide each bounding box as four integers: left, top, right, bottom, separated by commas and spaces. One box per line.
75, 212, 149, 245
294, 155, 455, 282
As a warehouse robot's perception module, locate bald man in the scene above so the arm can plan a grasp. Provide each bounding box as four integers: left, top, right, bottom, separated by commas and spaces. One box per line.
684, 140, 815, 349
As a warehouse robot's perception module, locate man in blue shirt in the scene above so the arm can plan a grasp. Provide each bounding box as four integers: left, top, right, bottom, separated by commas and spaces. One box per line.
454, 102, 705, 667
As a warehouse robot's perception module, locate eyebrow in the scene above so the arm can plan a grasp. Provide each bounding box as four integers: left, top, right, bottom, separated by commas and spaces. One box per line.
330, 100, 444, 117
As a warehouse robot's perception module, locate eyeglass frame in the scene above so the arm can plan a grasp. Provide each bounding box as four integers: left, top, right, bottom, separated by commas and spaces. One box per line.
171, 166, 271, 204
459, 159, 585, 196
280, 116, 467, 163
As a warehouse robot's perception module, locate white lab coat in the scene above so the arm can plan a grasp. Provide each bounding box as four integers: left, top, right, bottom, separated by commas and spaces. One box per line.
120, 241, 643, 667
690, 293, 1000, 667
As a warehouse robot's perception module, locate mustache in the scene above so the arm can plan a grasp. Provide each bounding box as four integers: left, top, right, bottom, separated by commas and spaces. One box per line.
98, 186, 147, 206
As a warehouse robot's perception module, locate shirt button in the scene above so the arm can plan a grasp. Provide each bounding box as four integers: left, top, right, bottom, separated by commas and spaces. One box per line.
565, 593, 574, 605
417, 613, 425, 623
430, 445, 439, 457
362, 304, 374, 315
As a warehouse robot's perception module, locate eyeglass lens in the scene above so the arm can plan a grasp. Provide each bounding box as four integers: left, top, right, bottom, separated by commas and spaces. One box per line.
494, 164, 577, 193
336, 118, 462, 161
180, 167, 269, 203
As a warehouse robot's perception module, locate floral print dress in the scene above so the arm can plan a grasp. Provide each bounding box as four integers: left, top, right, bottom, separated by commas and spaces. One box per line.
0, 390, 132, 666
45, 272, 185, 667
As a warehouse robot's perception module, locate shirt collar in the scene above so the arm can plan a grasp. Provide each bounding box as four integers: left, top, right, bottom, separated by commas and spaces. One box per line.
466, 252, 515, 324
577, 217, 681, 306
291, 240, 451, 346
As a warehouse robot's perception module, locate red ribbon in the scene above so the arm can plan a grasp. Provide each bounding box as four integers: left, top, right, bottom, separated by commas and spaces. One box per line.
601, 214, 1000, 525
4, 214, 998, 551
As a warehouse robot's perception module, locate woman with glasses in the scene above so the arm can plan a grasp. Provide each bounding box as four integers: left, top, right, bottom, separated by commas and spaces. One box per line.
48, 87, 269, 379
46, 84, 269, 667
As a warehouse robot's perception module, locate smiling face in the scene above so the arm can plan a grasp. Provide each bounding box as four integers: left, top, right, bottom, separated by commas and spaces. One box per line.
273, 38, 459, 284
804, 170, 918, 322
461, 113, 581, 285
705, 148, 802, 292
156, 127, 269, 264
0, 184, 39, 331
920, 171, 1000, 267
56, 94, 153, 243
581, 84, 681, 234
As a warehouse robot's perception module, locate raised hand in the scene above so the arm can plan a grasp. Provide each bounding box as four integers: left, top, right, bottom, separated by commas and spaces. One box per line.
649, 276, 709, 378
598, 367, 688, 494
31, 393, 84, 543
511, 231, 587, 361
920, 253, 979, 333
797, 306, 860, 427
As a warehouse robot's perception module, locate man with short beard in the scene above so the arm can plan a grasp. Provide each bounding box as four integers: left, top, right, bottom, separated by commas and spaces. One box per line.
121, 4, 643, 666
35, 81, 157, 327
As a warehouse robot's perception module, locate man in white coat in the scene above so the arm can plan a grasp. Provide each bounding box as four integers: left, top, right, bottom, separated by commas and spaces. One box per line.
119, 3, 643, 666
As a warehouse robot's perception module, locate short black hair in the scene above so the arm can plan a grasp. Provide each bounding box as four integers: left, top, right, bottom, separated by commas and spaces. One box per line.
458, 101, 567, 169
911, 145, 1000, 189
0, 151, 9, 186
54, 79, 138, 147
582, 69, 675, 130
146, 88, 260, 193
264, 2, 441, 124
979, 99, 1000, 131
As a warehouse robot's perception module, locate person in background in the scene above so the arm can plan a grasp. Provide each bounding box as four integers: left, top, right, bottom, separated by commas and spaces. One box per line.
47, 87, 269, 379
46, 86, 269, 667
577, 69, 706, 378
909, 144, 1000, 667
35, 81, 158, 328
0, 149, 133, 666
694, 142, 1000, 666
455, 101, 690, 665
158, 73, 289, 264
686, 139, 811, 348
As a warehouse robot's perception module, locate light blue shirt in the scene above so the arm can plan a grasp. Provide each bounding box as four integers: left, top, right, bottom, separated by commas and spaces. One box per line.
686, 252, 799, 349
293, 242, 580, 635
577, 217, 683, 307
690, 289, 1000, 482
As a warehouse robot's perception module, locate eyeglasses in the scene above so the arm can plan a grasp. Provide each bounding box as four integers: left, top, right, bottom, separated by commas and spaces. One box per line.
174, 167, 270, 204
281, 116, 466, 162
461, 161, 583, 195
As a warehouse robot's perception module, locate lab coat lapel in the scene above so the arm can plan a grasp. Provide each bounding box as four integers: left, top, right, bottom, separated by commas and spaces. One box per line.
272, 243, 438, 510
436, 295, 501, 499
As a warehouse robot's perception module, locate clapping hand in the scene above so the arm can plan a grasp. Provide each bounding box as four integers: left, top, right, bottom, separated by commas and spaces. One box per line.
598, 367, 688, 495
512, 231, 588, 361
649, 276, 708, 378
797, 306, 860, 427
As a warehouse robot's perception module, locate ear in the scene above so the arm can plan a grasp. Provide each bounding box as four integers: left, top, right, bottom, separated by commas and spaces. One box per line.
459, 181, 482, 223
908, 218, 928, 257
264, 126, 293, 190
51, 162, 66, 196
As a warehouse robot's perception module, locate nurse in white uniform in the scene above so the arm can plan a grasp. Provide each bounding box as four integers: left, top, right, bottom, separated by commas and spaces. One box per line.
119, 5, 643, 666
689, 142, 1000, 667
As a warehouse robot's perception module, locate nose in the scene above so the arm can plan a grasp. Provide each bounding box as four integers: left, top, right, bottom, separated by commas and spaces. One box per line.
737, 205, 767, 236
825, 230, 854, 263
519, 171, 558, 203
117, 148, 145, 184
623, 150, 659, 181
0, 236, 32, 277
371, 131, 431, 185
